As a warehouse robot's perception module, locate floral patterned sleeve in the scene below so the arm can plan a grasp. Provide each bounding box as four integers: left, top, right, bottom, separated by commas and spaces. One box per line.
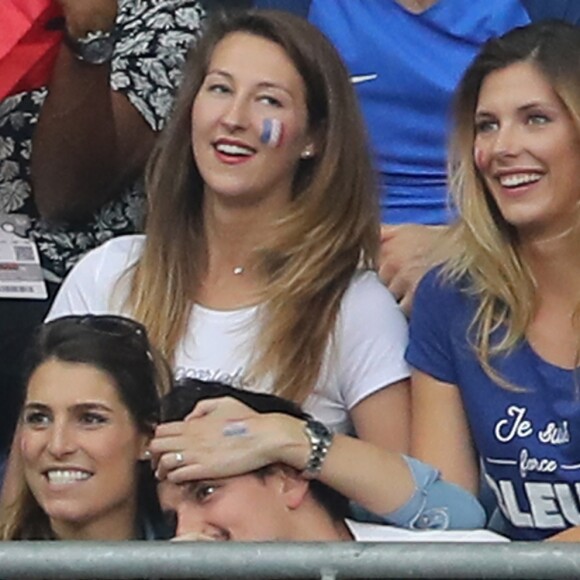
111, 0, 206, 131
22, 0, 206, 281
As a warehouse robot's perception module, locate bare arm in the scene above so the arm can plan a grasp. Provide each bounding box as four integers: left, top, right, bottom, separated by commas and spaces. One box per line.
330, 380, 415, 514
31, 0, 155, 222
378, 224, 449, 315
152, 381, 416, 516
545, 526, 580, 542
411, 369, 480, 494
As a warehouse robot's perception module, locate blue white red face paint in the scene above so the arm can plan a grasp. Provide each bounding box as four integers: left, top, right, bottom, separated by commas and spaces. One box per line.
260, 118, 284, 148
474, 145, 488, 171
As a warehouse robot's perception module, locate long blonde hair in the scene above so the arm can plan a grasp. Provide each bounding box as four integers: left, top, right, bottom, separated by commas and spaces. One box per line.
127, 10, 379, 403
442, 21, 580, 388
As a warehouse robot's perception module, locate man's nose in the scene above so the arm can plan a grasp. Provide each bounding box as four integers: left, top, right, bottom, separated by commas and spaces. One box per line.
174, 502, 227, 541
175, 502, 207, 537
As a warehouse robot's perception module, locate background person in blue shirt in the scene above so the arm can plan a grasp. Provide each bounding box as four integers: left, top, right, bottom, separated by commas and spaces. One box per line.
255, 0, 580, 312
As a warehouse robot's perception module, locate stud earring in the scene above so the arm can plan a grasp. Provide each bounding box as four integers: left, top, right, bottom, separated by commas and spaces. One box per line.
301, 147, 314, 159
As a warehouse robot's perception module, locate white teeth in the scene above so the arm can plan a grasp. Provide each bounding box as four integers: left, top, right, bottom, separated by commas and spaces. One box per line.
215, 143, 253, 156
47, 470, 91, 484
499, 173, 542, 188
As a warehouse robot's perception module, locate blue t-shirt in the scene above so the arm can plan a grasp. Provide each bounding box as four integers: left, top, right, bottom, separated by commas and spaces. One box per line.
407, 268, 580, 540
307, 0, 530, 225
256, 0, 580, 224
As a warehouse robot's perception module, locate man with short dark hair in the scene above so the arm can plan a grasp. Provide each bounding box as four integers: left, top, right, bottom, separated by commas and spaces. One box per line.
157, 380, 505, 543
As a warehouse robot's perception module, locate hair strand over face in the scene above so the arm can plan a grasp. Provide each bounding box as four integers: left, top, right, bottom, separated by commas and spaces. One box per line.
127, 9, 379, 403
443, 20, 580, 390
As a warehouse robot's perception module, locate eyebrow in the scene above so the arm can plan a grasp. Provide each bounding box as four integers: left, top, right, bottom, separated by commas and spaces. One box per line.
475, 101, 559, 117
206, 69, 293, 97
23, 402, 50, 412
185, 481, 204, 495
23, 402, 114, 413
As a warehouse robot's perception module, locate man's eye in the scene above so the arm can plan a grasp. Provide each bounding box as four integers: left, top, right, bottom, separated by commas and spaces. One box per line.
195, 484, 218, 502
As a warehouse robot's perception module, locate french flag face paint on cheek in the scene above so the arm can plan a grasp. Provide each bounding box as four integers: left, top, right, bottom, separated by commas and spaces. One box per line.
261, 118, 284, 148
474, 145, 488, 172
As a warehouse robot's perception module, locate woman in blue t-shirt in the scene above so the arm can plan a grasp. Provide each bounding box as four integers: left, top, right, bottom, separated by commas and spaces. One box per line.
408, 21, 580, 541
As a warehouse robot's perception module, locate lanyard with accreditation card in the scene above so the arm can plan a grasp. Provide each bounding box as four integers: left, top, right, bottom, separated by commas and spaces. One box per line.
0, 214, 48, 300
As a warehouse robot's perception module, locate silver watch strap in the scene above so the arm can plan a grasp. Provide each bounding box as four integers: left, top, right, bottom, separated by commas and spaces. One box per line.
301, 418, 334, 479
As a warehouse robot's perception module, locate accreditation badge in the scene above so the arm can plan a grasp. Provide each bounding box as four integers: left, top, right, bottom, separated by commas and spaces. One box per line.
0, 214, 47, 299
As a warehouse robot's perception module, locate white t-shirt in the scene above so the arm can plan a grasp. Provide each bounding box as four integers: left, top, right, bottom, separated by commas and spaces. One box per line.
48, 235, 410, 433
345, 519, 507, 542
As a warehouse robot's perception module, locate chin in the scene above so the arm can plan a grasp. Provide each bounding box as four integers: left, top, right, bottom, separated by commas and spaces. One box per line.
42, 502, 96, 525
206, 183, 259, 201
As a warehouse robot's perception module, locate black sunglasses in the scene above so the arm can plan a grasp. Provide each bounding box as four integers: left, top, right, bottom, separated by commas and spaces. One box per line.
49, 314, 153, 359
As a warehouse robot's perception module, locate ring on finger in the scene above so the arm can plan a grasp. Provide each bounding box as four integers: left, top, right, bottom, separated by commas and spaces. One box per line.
174, 451, 184, 464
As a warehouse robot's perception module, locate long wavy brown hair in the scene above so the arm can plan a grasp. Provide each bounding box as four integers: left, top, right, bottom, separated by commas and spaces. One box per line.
0, 316, 167, 540
126, 10, 379, 403
442, 21, 580, 388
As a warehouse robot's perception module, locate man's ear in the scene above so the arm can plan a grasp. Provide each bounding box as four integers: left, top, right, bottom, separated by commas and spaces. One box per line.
273, 465, 310, 510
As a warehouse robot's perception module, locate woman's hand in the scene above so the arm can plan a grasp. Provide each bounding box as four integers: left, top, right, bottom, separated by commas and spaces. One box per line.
150, 397, 309, 484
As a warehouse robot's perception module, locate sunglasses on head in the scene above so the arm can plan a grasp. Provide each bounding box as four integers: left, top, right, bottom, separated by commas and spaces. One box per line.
49, 314, 153, 358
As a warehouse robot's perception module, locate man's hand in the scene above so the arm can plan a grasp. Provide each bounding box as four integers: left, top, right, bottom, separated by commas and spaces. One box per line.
378, 224, 448, 315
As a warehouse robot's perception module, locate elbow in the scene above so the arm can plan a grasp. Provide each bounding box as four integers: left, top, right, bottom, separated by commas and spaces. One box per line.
31, 171, 95, 222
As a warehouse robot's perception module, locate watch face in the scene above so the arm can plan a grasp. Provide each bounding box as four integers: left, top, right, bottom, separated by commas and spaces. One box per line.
83, 37, 115, 64
307, 419, 331, 440
67, 30, 117, 65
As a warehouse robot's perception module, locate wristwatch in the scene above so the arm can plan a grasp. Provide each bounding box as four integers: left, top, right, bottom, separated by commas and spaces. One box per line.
301, 418, 334, 479
64, 29, 117, 65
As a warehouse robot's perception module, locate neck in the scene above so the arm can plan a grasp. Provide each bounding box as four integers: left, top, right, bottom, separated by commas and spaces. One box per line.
50, 501, 138, 541
203, 193, 287, 277
394, 0, 438, 13
520, 225, 580, 299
